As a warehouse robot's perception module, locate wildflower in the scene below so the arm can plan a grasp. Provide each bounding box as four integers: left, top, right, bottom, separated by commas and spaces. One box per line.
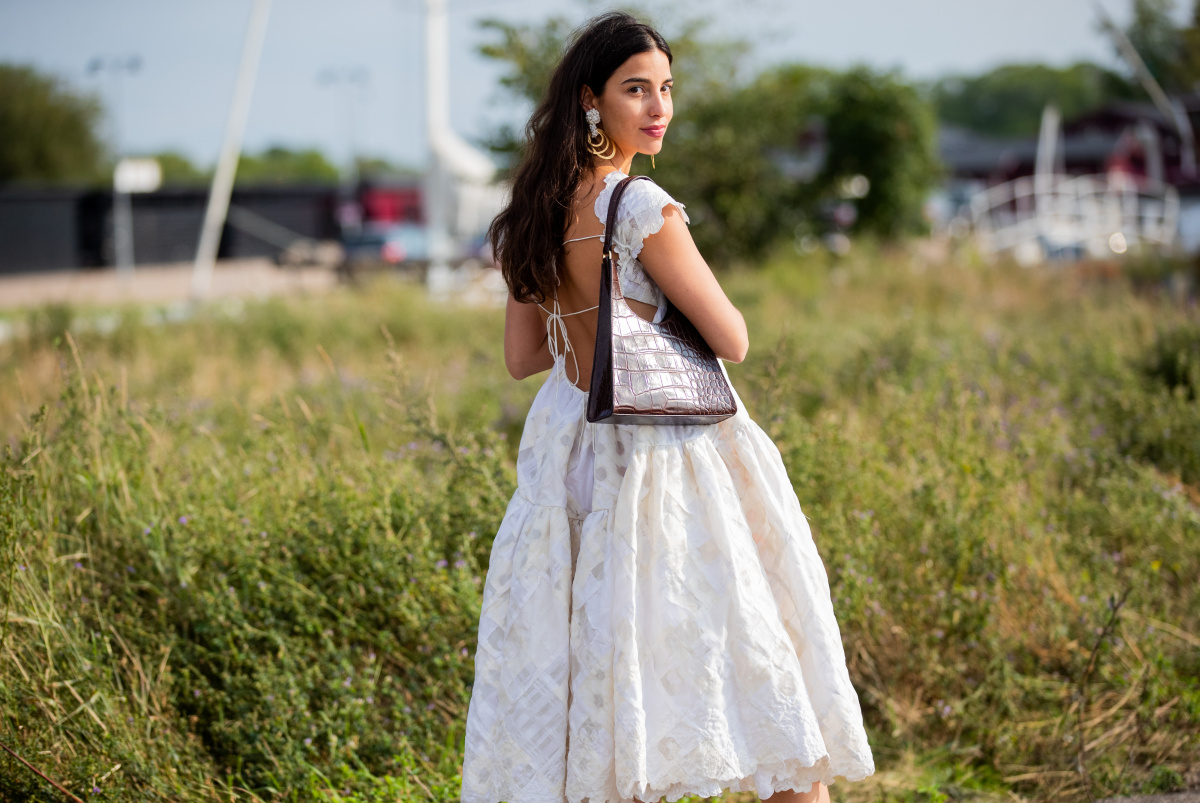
74, 562, 83, 569
941, 704, 952, 717
406, 553, 414, 560
126, 565, 135, 573
257, 581, 266, 590
305, 737, 313, 746
366, 696, 374, 703
454, 560, 467, 569
436, 559, 448, 569
260, 531, 267, 538
1079, 594, 1088, 603
343, 678, 352, 687
193, 689, 200, 697
426, 702, 435, 711
180, 581, 187, 588
93, 787, 100, 794
933, 629, 945, 639
143, 527, 152, 535
468, 531, 478, 539
461, 648, 469, 658
866, 577, 874, 585
368, 652, 376, 661
266, 695, 274, 702
179, 516, 188, 525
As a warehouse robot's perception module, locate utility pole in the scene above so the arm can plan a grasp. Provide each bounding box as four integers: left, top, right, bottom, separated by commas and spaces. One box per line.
191, 0, 273, 301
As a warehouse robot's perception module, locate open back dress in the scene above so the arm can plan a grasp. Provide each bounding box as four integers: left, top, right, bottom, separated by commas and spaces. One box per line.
461, 169, 875, 803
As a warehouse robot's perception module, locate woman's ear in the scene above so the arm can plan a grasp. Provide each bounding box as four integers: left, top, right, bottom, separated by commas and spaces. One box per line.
580, 85, 597, 111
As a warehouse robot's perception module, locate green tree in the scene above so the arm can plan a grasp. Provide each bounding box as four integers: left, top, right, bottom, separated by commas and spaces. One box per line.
1176, 0, 1200, 89
153, 150, 209, 185
235, 146, 340, 185
820, 67, 941, 238
0, 63, 106, 185
477, 10, 940, 258
1125, 0, 1186, 90
930, 63, 1135, 137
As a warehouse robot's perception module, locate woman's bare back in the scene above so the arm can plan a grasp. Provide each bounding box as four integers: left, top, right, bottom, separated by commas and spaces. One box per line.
543, 168, 660, 391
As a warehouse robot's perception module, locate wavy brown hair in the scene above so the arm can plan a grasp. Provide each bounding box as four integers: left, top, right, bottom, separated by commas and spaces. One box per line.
489, 11, 672, 304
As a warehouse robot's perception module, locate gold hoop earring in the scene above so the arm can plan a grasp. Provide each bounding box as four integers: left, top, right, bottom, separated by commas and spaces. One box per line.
651, 153, 656, 169
587, 127, 617, 160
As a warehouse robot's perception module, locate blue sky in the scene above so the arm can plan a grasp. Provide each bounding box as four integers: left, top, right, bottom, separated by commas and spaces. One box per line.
0, 0, 1189, 171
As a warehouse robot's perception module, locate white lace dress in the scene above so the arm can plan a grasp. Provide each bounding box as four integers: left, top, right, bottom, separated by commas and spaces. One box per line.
461, 170, 875, 803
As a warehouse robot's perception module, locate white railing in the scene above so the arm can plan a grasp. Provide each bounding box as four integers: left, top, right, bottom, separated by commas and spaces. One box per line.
970, 172, 1179, 264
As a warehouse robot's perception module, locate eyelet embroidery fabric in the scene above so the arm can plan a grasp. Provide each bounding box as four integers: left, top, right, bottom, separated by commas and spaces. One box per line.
461, 179, 875, 803
592, 170, 686, 312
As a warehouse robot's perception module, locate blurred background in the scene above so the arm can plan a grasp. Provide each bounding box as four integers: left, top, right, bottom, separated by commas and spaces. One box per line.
1, 0, 1198, 299
2, 3, 1200, 802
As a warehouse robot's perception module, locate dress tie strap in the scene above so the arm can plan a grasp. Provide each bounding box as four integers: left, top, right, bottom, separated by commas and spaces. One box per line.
536, 297, 599, 389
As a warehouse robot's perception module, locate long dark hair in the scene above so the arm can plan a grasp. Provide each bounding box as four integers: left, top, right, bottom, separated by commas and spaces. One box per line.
489, 11, 672, 304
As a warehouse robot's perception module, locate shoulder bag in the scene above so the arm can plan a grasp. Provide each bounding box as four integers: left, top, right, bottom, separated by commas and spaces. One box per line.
585, 175, 737, 425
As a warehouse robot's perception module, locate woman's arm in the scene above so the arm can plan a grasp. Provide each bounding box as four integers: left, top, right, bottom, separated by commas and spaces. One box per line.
504, 293, 554, 379
636, 205, 749, 363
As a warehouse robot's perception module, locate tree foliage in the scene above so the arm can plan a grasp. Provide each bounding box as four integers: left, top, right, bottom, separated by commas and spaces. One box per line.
476, 11, 940, 260
821, 68, 941, 237
235, 146, 340, 185
929, 63, 1136, 138
0, 63, 106, 185
1125, 0, 1187, 90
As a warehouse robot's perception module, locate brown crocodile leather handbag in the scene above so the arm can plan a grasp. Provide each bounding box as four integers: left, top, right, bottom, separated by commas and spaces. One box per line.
586, 175, 737, 425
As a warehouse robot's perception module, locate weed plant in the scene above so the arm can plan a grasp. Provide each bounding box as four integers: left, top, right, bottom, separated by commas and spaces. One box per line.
1, 247, 1197, 801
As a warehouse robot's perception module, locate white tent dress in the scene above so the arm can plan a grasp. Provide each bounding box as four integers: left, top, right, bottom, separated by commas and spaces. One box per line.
461, 170, 875, 803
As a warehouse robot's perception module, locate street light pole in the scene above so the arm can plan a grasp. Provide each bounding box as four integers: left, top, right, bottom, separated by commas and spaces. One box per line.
88, 55, 141, 278
318, 67, 369, 187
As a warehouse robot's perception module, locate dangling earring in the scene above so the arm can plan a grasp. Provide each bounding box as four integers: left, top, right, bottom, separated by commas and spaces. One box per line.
585, 108, 616, 160
651, 154, 656, 169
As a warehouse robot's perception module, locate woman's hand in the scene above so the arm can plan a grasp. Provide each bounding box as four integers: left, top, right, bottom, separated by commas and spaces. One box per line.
636, 205, 749, 363
504, 293, 554, 379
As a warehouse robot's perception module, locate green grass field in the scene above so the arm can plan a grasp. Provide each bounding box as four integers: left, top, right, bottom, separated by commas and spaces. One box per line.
1, 244, 1198, 802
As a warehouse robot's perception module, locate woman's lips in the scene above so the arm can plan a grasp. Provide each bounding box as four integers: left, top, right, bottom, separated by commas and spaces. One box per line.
641, 125, 666, 138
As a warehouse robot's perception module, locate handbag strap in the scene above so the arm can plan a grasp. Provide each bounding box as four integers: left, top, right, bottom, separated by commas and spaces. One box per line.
601, 174, 652, 284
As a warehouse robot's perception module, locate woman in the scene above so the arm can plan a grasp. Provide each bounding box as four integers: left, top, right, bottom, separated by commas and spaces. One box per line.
462, 12, 874, 803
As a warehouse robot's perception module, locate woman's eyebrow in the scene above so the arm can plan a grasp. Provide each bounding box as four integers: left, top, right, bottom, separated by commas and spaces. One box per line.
620, 76, 673, 85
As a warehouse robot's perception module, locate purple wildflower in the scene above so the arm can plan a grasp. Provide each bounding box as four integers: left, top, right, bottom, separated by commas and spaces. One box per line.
178, 516, 188, 525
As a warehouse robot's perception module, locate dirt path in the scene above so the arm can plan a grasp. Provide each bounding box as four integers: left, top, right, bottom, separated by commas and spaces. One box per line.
0, 259, 337, 312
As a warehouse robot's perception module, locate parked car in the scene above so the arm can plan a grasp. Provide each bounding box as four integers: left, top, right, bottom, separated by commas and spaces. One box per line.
339, 222, 430, 280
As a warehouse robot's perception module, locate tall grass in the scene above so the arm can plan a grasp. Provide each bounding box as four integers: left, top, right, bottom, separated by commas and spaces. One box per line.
1, 247, 1197, 801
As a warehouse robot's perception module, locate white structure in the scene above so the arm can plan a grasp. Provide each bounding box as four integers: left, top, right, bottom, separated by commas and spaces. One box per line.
970, 105, 1180, 265
424, 0, 504, 298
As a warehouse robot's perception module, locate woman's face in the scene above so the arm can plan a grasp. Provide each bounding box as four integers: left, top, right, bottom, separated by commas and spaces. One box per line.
583, 48, 673, 162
